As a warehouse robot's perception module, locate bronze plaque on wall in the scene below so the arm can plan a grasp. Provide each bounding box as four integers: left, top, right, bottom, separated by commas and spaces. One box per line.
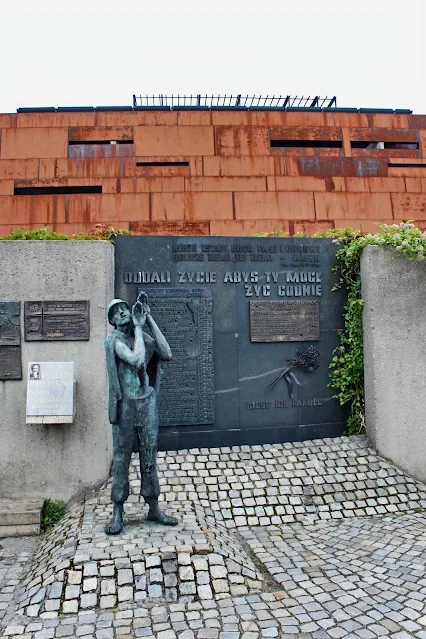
0, 302, 21, 346
0, 301, 22, 379
141, 288, 215, 427
250, 300, 320, 342
0, 346, 22, 379
24, 301, 90, 341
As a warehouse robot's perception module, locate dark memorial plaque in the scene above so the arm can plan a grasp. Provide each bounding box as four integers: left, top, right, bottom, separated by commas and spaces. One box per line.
141, 288, 214, 426
0, 302, 21, 346
115, 236, 348, 449
0, 346, 22, 380
250, 300, 320, 342
24, 301, 90, 341
0, 302, 22, 379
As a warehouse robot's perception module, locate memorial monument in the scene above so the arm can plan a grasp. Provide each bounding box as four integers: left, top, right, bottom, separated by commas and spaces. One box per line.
105, 292, 178, 534
115, 236, 348, 449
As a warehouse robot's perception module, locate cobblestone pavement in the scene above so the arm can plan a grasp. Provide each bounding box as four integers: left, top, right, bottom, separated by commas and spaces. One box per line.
1, 435, 426, 638
0, 538, 37, 626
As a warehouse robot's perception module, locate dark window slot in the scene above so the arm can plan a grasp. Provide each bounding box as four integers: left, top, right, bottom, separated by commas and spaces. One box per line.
270, 139, 342, 149
388, 163, 426, 168
385, 142, 419, 150
14, 186, 102, 195
136, 161, 190, 167
68, 140, 133, 145
351, 141, 419, 150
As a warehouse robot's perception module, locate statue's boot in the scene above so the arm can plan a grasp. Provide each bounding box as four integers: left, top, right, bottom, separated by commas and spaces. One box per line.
146, 498, 178, 526
105, 502, 124, 534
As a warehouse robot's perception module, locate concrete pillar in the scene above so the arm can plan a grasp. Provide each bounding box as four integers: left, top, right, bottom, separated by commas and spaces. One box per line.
362, 245, 426, 484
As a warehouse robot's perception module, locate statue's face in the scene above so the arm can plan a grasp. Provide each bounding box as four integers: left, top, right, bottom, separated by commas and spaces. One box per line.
112, 302, 131, 327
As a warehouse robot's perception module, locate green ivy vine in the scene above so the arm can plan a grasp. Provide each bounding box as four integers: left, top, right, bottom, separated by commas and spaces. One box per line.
318, 222, 426, 434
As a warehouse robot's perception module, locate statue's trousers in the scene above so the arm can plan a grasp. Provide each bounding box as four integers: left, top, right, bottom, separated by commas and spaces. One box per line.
110, 389, 161, 503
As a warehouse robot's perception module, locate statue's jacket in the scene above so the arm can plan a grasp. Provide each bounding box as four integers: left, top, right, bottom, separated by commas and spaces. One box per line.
105, 329, 161, 426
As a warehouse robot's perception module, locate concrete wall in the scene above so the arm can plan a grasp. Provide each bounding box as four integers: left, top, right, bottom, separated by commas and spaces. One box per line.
362, 245, 426, 484
0, 241, 114, 502
1, 109, 426, 237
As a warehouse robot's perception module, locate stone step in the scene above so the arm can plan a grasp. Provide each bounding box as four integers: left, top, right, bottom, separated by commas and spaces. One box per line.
0, 499, 43, 537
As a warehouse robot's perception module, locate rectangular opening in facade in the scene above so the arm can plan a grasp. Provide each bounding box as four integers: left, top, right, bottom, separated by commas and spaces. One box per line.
68, 140, 133, 145
136, 161, 190, 167
388, 163, 426, 168
351, 141, 419, 150
14, 186, 102, 195
270, 140, 342, 149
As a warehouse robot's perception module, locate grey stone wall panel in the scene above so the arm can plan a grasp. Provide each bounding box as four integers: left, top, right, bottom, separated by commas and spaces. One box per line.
0, 241, 114, 502
362, 244, 426, 484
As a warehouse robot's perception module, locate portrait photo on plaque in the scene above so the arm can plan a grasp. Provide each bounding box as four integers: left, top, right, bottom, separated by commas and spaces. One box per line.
29, 363, 41, 380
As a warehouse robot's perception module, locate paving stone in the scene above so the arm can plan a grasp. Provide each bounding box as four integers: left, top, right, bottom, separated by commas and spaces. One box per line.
179, 566, 194, 581
117, 586, 134, 602
67, 571, 82, 585
100, 595, 116, 609
198, 585, 214, 600
80, 592, 97, 608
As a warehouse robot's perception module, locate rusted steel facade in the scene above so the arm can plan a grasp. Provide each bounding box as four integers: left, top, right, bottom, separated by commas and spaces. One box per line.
0, 108, 426, 236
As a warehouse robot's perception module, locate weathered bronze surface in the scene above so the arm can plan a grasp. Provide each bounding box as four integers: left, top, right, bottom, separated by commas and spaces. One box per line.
250, 300, 320, 342
0, 346, 22, 380
0, 302, 22, 380
0, 302, 21, 346
104, 292, 178, 535
24, 301, 90, 341
145, 288, 214, 426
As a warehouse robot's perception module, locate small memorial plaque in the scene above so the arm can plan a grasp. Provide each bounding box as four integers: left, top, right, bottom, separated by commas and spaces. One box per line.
0, 346, 22, 380
0, 302, 21, 346
250, 300, 320, 342
24, 301, 89, 341
26, 362, 75, 424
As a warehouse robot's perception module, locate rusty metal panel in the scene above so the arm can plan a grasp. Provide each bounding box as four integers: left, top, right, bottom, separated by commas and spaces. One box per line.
15, 178, 67, 188
350, 127, 419, 142
271, 148, 344, 158
298, 157, 388, 177
56, 159, 121, 178
69, 127, 133, 141
409, 115, 426, 129
68, 144, 134, 158
129, 221, 209, 235
351, 149, 420, 159
269, 126, 342, 141
214, 126, 270, 156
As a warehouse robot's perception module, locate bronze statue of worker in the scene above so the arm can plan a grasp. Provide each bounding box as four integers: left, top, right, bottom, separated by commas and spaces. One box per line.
104, 292, 178, 534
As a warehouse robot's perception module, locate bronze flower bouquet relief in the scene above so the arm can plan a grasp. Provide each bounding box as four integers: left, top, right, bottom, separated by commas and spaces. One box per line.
266, 345, 320, 399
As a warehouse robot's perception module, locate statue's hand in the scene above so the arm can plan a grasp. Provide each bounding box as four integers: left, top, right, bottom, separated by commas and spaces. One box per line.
132, 301, 146, 327
142, 303, 151, 319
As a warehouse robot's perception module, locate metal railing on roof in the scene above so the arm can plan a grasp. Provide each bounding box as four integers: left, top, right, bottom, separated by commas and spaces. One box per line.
15, 99, 413, 115
132, 94, 338, 110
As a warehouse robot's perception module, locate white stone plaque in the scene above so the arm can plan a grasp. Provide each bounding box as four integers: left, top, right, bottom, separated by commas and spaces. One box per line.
26, 362, 75, 424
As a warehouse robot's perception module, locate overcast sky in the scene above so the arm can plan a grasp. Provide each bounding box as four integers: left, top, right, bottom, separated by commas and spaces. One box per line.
1, 0, 425, 114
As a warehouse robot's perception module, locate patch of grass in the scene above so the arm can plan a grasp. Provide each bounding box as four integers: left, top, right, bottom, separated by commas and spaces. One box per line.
41, 499, 66, 531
